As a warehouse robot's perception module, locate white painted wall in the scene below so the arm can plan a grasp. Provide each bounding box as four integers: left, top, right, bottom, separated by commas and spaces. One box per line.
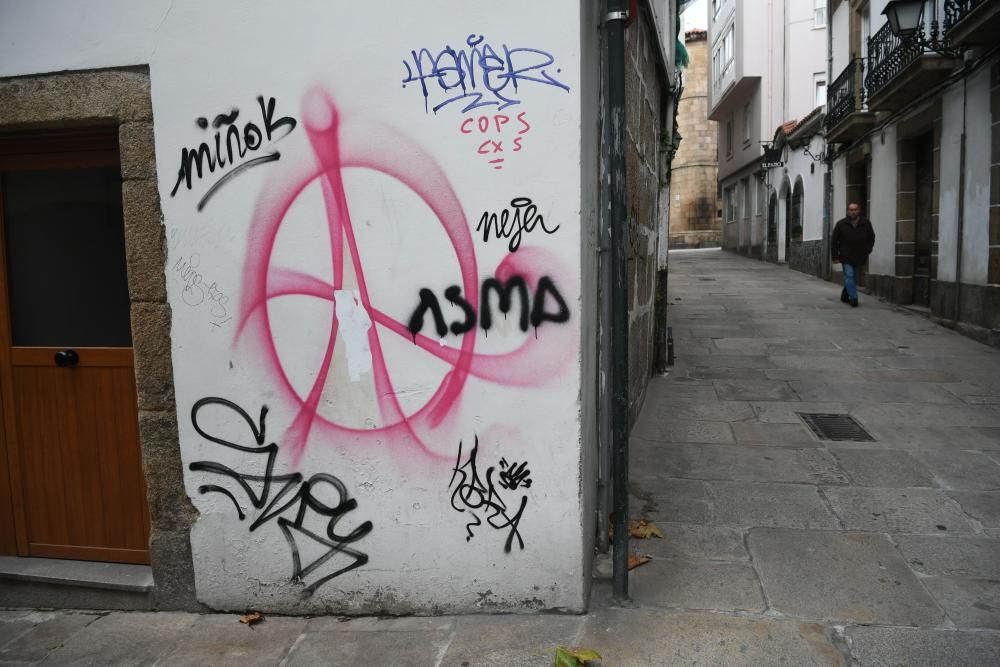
3, 0, 592, 614
784, 0, 827, 122
868, 125, 898, 277
831, 1, 850, 75
939, 82, 964, 282
960, 68, 992, 285
784, 136, 826, 242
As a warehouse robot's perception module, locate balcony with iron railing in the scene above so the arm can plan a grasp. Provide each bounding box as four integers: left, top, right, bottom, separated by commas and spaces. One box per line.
825, 58, 875, 145
864, 18, 959, 112
944, 0, 1000, 47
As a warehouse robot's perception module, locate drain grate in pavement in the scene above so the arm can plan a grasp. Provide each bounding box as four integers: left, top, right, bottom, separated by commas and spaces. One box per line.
697, 277, 717, 281
797, 413, 876, 442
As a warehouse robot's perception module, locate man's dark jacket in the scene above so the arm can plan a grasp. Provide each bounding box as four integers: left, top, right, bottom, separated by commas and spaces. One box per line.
831, 217, 875, 266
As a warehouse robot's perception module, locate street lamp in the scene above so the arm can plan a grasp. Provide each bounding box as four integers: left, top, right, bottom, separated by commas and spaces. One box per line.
881, 0, 962, 57
881, 0, 925, 38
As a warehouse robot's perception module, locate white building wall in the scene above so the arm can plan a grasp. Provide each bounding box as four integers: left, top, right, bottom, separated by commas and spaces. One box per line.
960, 68, 992, 285
1, 0, 594, 614
939, 87, 964, 282
784, 0, 827, 121
831, 1, 850, 75
869, 125, 898, 277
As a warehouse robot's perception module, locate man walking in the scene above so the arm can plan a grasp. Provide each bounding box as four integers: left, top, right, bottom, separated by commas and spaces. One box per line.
831, 202, 875, 307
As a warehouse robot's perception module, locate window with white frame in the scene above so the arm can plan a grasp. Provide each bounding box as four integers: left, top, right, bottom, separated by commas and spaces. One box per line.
814, 0, 826, 28
726, 119, 733, 157
742, 103, 751, 143
813, 72, 827, 109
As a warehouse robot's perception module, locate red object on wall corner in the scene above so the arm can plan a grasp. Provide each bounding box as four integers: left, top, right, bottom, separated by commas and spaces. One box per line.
627, 0, 638, 27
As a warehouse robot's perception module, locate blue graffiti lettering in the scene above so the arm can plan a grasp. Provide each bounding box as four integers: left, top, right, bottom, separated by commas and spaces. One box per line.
402, 34, 570, 114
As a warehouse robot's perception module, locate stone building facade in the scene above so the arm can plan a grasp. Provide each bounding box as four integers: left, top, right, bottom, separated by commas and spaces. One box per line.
669, 30, 721, 249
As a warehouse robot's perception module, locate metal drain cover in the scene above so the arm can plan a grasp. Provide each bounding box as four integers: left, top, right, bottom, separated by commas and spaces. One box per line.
798, 413, 875, 442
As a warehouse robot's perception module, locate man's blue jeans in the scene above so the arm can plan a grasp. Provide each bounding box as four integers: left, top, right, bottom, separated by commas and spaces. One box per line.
843, 263, 859, 300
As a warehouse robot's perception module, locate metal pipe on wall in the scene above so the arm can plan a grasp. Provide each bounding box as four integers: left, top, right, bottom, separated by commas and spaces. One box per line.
606, 0, 630, 602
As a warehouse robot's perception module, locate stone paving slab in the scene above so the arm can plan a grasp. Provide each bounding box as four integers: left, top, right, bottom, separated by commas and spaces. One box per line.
947, 491, 1000, 528
852, 402, 1000, 428
287, 629, 451, 666
749, 529, 943, 625
578, 608, 845, 667
650, 444, 847, 485
438, 614, 582, 667
846, 626, 1000, 667
920, 576, 1000, 630
628, 478, 712, 524
637, 523, 748, 561
708, 481, 840, 529
860, 425, 1000, 450
830, 449, 937, 487
154, 614, 306, 666
749, 402, 851, 424
823, 487, 977, 534
789, 381, 963, 405
858, 369, 962, 383
629, 559, 765, 612
730, 421, 821, 447
631, 418, 735, 444
0, 611, 35, 654
36, 612, 197, 666
0, 611, 99, 664
634, 398, 755, 423
911, 450, 1000, 491
894, 535, 1000, 578
713, 379, 799, 401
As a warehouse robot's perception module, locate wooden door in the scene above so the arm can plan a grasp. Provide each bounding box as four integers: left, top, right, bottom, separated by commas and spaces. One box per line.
914, 131, 934, 308
0, 131, 150, 564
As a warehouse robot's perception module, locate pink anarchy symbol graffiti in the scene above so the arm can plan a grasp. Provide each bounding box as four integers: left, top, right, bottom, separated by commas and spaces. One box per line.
237, 87, 575, 463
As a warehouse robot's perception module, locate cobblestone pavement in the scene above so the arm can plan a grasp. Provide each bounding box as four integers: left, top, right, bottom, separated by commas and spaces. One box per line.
1, 250, 999, 665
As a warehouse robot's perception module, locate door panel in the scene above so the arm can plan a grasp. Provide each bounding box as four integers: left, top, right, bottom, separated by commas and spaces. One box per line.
0, 131, 150, 564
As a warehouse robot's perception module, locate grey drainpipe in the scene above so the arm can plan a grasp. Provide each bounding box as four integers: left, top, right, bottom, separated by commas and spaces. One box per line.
954, 75, 967, 323
596, 12, 613, 555
606, 0, 630, 602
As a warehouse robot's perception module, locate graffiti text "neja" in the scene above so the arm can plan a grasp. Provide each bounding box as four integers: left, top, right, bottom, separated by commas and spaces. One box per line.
407, 276, 570, 339
477, 197, 559, 252
170, 96, 297, 212
402, 34, 570, 114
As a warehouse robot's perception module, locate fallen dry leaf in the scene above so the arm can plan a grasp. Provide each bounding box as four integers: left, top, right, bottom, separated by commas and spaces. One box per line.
628, 519, 663, 539
627, 552, 652, 570
239, 611, 265, 627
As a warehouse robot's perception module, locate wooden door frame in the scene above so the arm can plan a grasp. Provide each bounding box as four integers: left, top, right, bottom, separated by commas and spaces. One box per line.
0, 68, 197, 609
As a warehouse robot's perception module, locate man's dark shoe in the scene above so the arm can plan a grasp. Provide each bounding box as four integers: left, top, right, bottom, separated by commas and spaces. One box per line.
850, 297, 859, 307
841, 289, 850, 303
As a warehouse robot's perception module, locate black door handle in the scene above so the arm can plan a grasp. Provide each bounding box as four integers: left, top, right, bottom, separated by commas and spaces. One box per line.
54, 350, 80, 367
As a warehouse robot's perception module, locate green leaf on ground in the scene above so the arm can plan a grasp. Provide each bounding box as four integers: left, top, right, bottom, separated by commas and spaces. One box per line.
554, 646, 602, 666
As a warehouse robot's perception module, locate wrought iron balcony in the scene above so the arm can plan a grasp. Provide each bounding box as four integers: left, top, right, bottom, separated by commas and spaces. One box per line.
945, 0, 1000, 47
864, 20, 958, 111
826, 59, 874, 144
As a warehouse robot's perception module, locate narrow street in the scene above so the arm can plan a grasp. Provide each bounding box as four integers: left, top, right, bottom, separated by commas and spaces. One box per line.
2, 250, 999, 665
627, 249, 1000, 664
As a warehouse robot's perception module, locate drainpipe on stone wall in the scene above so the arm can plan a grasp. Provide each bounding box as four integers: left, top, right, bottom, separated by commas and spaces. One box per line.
954, 76, 967, 324
607, 0, 630, 602
596, 20, 613, 556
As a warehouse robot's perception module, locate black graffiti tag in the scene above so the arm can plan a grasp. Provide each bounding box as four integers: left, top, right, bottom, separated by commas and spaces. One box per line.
188, 397, 372, 595
448, 436, 529, 553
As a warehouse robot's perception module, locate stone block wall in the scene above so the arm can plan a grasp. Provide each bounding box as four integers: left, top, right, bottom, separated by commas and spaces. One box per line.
624, 14, 667, 423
